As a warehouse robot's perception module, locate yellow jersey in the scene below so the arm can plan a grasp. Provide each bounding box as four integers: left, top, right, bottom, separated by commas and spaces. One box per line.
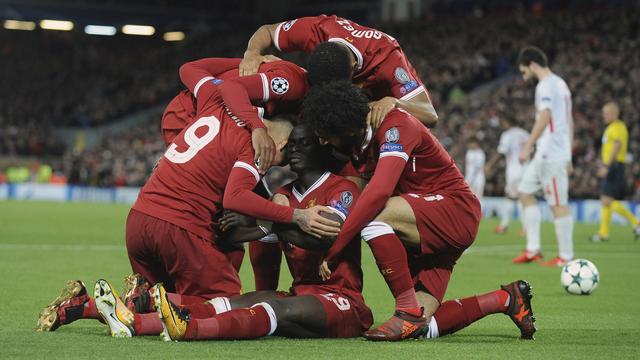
601, 119, 628, 164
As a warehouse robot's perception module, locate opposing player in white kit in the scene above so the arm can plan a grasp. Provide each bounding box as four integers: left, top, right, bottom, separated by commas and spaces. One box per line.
486, 117, 529, 234
514, 46, 574, 267
465, 137, 486, 202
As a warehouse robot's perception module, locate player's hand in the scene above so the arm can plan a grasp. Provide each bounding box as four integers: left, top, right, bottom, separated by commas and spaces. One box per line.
367, 97, 398, 130
292, 206, 341, 238
262, 54, 282, 63
518, 144, 532, 164
240, 52, 265, 76
319, 260, 332, 281
596, 165, 608, 178
252, 128, 276, 174
219, 210, 256, 232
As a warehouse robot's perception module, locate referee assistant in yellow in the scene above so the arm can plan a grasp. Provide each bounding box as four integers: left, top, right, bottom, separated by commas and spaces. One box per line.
591, 101, 640, 242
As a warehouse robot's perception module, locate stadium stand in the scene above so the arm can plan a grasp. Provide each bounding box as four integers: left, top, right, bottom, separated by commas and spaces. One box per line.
1, 2, 638, 200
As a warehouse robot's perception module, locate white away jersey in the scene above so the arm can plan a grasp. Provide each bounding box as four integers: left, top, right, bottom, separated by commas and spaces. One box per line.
465, 148, 486, 184
498, 127, 529, 177
534, 73, 572, 162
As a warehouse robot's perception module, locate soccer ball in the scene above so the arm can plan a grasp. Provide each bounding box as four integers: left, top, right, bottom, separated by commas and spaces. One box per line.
560, 259, 599, 295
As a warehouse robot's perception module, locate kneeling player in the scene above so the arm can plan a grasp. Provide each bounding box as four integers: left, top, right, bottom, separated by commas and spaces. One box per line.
304, 81, 536, 341
149, 124, 372, 340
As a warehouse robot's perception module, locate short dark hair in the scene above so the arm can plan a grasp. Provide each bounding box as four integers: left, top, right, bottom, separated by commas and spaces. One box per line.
302, 80, 369, 136
307, 42, 353, 86
517, 46, 548, 67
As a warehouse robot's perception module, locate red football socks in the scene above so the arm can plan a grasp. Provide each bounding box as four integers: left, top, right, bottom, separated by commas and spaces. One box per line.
224, 247, 245, 273
134, 313, 164, 335
249, 241, 282, 291
167, 293, 208, 306
433, 290, 510, 336
82, 298, 99, 319
368, 234, 419, 312
182, 302, 217, 318
184, 305, 273, 340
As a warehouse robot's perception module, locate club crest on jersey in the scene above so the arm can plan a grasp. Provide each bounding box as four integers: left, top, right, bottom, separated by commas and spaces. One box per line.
385, 127, 400, 143
394, 67, 411, 84
306, 198, 316, 208
340, 191, 353, 208
271, 77, 289, 95
283, 19, 297, 31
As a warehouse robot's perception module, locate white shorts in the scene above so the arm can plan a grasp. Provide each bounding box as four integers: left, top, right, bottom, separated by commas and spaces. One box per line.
468, 177, 485, 199
517, 157, 569, 206
505, 167, 525, 199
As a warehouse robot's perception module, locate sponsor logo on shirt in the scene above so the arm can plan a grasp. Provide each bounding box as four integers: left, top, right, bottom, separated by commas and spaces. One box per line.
399, 80, 419, 95
394, 67, 411, 84
271, 77, 289, 95
380, 143, 404, 153
283, 19, 297, 31
541, 97, 551, 102
385, 127, 400, 143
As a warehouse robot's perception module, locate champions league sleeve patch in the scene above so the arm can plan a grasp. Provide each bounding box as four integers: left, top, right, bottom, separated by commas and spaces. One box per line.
394, 67, 411, 84
330, 200, 349, 217
271, 77, 289, 95
340, 191, 353, 208
400, 80, 419, 95
283, 19, 297, 31
385, 127, 400, 143
211, 78, 224, 85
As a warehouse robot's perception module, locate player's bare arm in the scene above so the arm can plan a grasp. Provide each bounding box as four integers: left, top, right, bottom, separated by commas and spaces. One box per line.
519, 109, 551, 163
367, 92, 438, 129
241, 23, 279, 76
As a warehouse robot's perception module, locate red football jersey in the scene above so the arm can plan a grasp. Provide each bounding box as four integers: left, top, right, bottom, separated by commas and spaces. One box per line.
134, 80, 293, 242
326, 109, 471, 261
273, 15, 428, 101
275, 172, 363, 294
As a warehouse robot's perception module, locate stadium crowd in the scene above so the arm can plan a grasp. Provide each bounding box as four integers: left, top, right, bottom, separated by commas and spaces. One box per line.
1, 3, 638, 199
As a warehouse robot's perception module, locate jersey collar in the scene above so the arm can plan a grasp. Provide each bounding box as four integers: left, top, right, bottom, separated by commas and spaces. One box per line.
292, 171, 332, 203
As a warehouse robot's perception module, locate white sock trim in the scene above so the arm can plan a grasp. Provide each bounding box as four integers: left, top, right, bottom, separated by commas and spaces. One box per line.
207, 297, 231, 314
425, 316, 439, 339
252, 302, 277, 335
360, 221, 395, 242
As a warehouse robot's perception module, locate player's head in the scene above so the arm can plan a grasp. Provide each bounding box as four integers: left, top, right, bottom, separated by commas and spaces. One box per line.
467, 136, 480, 149
500, 116, 515, 129
285, 124, 332, 174
307, 42, 354, 86
602, 101, 620, 124
302, 80, 369, 158
517, 46, 548, 81
263, 114, 297, 166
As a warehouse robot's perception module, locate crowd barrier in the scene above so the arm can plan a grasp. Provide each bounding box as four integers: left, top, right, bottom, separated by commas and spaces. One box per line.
1, 183, 638, 225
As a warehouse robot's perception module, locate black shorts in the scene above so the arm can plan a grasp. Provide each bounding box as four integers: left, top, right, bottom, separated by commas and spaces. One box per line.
600, 162, 626, 200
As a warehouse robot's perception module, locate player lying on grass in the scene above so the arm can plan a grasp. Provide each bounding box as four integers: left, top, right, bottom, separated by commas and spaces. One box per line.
88, 124, 372, 339
35, 69, 340, 334
304, 81, 536, 341
240, 14, 438, 128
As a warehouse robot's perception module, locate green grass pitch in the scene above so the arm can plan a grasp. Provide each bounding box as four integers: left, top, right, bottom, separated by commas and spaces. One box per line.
0, 200, 639, 359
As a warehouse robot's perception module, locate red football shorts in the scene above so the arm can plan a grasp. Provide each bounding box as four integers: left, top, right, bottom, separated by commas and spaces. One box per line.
400, 190, 481, 302
125, 209, 241, 300
292, 284, 373, 338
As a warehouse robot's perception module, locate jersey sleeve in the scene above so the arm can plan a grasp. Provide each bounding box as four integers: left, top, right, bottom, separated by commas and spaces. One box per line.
497, 133, 508, 154
223, 141, 294, 223
535, 82, 553, 112
376, 50, 429, 101
325, 180, 361, 222
273, 16, 322, 53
